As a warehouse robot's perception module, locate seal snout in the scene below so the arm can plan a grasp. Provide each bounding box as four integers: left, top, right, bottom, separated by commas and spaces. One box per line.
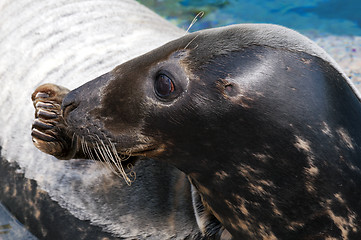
31, 83, 74, 159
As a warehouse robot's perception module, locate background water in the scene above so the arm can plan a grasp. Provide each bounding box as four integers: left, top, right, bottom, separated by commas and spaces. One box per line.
137, 0, 361, 36
2, 0, 361, 239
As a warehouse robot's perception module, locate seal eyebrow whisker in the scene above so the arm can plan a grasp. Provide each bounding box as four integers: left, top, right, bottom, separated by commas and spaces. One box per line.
184, 11, 204, 35
183, 35, 199, 50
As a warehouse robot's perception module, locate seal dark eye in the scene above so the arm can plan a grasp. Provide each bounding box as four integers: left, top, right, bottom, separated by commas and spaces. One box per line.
155, 74, 175, 98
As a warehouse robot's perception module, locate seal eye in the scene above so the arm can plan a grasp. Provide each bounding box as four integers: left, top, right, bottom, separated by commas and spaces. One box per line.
155, 74, 175, 98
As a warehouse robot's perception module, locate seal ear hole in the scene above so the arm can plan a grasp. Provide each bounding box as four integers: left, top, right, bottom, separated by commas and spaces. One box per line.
224, 84, 238, 97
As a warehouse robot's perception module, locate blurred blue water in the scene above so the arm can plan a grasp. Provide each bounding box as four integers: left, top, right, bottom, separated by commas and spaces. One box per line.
138, 0, 361, 35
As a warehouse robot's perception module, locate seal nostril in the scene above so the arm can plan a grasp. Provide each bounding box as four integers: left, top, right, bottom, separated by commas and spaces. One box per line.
62, 102, 79, 121
61, 92, 79, 120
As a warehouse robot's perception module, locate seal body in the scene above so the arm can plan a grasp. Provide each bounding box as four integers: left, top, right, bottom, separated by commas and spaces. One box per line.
32, 24, 361, 239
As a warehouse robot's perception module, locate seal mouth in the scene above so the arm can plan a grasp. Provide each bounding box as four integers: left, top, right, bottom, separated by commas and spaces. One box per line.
126, 144, 166, 157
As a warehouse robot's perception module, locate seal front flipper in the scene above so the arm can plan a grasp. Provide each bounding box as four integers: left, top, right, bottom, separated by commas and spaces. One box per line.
31, 83, 81, 159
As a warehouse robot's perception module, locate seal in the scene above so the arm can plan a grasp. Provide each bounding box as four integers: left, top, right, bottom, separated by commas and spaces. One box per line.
32, 24, 361, 239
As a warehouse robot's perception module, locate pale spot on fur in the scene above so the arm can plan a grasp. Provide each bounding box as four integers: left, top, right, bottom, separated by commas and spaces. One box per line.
258, 180, 274, 187
334, 193, 345, 204
238, 204, 249, 217
252, 153, 270, 163
232, 217, 252, 234
321, 122, 333, 137
327, 209, 357, 239
232, 194, 250, 216
223, 200, 254, 235
288, 221, 305, 231
237, 164, 261, 181
324, 198, 358, 239
301, 58, 312, 64
211, 209, 252, 236
294, 136, 311, 153
34, 209, 41, 219
224, 200, 234, 213
294, 136, 319, 192
215, 170, 229, 180
258, 224, 277, 240
294, 137, 317, 176
305, 165, 319, 177
249, 183, 267, 196
237, 164, 275, 197
305, 182, 316, 193
270, 199, 282, 217
337, 128, 354, 150
197, 184, 211, 196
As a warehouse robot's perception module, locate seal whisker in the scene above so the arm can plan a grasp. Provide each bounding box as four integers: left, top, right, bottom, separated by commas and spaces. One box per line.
95, 141, 108, 163
89, 136, 134, 185
80, 136, 86, 157
71, 132, 76, 144
184, 35, 199, 50
184, 11, 204, 35
99, 139, 121, 171
105, 137, 135, 178
96, 136, 117, 168
70, 132, 78, 150
108, 141, 133, 185
84, 135, 97, 160
126, 162, 136, 182
92, 142, 105, 163
102, 142, 116, 164
94, 141, 121, 178
85, 141, 95, 161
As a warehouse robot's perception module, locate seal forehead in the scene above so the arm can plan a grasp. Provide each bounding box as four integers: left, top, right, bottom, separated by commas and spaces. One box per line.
195, 24, 361, 100
191, 24, 335, 67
